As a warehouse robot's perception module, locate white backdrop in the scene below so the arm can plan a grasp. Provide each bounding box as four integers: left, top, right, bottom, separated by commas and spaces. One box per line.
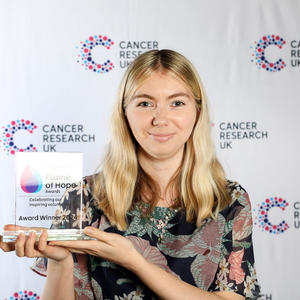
1, 1, 299, 299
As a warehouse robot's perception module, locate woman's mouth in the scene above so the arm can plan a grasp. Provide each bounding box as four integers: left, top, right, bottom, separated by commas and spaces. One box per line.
149, 133, 175, 142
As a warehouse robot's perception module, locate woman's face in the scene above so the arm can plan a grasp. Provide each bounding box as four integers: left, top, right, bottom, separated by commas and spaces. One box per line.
125, 71, 198, 161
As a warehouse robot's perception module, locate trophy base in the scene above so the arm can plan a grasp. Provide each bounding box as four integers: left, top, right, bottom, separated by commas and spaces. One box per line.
1, 229, 95, 242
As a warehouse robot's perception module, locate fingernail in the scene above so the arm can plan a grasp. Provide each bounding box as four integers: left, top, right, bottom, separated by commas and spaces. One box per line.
84, 227, 94, 234
17, 233, 23, 240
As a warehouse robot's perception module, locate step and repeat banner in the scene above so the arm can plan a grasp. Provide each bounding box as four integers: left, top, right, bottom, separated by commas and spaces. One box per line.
0, 0, 299, 299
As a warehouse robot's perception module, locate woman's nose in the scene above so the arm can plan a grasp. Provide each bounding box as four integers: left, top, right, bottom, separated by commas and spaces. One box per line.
152, 106, 168, 127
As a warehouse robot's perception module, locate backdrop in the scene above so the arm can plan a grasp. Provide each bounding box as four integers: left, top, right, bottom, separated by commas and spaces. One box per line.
1, 1, 299, 299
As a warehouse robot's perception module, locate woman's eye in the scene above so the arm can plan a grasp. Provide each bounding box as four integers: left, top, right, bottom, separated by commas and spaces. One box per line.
137, 101, 153, 107
171, 100, 185, 107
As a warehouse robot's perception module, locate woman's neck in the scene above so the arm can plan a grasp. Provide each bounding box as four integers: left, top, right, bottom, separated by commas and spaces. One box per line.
137, 147, 184, 203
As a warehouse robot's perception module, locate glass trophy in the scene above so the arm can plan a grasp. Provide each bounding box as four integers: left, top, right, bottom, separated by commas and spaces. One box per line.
2, 152, 93, 242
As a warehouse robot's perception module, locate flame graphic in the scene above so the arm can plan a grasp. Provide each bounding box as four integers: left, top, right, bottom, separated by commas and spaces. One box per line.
20, 166, 43, 193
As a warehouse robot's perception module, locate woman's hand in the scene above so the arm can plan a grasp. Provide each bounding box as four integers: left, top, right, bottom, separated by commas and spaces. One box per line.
49, 226, 144, 270
0, 224, 72, 263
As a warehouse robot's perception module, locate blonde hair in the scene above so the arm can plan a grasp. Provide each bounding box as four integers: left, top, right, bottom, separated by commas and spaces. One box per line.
93, 49, 231, 230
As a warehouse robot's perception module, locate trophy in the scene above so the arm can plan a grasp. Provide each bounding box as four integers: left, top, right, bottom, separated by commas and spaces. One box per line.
2, 152, 93, 242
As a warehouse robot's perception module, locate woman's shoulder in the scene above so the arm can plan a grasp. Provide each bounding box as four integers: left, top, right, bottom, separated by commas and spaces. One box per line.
82, 174, 105, 214
82, 174, 101, 204
83, 173, 104, 196
84, 172, 98, 184
221, 180, 252, 217
83, 174, 96, 192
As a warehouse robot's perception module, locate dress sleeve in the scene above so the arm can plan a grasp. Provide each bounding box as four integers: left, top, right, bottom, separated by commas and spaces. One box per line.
209, 183, 263, 300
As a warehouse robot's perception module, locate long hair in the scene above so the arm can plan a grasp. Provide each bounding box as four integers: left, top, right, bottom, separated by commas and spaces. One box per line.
93, 49, 231, 230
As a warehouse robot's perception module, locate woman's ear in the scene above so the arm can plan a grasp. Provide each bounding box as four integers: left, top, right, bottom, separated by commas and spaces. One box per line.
123, 104, 127, 117
195, 105, 201, 123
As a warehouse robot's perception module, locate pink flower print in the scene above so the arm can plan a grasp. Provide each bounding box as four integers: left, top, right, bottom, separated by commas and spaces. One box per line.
73, 254, 95, 299
98, 214, 111, 231
228, 249, 245, 284
157, 220, 166, 229
141, 206, 147, 214
91, 219, 99, 228
127, 235, 179, 278
232, 207, 252, 241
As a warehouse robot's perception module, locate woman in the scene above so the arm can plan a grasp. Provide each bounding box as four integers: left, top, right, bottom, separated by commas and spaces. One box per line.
1, 49, 262, 299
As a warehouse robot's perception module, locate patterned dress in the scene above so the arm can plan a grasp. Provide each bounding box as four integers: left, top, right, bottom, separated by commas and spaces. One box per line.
32, 177, 262, 300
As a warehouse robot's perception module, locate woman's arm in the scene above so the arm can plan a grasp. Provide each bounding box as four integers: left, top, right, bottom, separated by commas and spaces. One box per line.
51, 227, 244, 300
128, 253, 243, 300
42, 257, 75, 300
1, 225, 75, 300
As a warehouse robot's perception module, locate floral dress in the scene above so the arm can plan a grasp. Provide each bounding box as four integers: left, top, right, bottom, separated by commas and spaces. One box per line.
32, 177, 262, 300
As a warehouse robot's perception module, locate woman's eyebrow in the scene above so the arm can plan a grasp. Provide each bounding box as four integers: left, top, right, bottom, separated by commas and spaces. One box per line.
167, 92, 190, 99
132, 92, 190, 101
132, 93, 155, 100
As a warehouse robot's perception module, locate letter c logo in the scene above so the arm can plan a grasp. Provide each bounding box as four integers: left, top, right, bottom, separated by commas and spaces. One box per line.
256, 197, 289, 234
0, 119, 37, 155
253, 35, 286, 72
77, 34, 114, 74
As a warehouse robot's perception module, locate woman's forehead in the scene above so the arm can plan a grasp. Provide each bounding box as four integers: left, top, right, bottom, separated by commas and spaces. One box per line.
131, 70, 192, 96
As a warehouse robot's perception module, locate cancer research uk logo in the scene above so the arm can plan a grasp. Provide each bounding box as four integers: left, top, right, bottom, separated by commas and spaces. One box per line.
76, 34, 115, 74
0, 119, 37, 155
254, 197, 300, 234
76, 34, 159, 74
0, 119, 96, 155
251, 34, 286, 72
250, 34, 300, 71
254, 197, 289, 234
213, 121, 269, 150
5, 290, 40, 300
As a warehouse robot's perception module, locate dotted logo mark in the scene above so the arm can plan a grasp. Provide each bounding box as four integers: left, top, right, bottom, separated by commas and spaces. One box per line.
255, 197, 289, 234
76, 34, 114, 74
5, 290, 40, 300
251, 34, 286, 72
0, 119, 38, 155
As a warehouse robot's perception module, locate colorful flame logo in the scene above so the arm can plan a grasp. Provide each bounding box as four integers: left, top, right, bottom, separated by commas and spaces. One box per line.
20, 166, 43, 193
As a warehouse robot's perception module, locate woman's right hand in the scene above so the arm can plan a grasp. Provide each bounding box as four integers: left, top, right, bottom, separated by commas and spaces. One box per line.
0, 224, 72, 263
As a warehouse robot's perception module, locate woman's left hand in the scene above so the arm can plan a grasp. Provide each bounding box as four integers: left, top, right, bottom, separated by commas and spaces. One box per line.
49, 227, 143, 270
